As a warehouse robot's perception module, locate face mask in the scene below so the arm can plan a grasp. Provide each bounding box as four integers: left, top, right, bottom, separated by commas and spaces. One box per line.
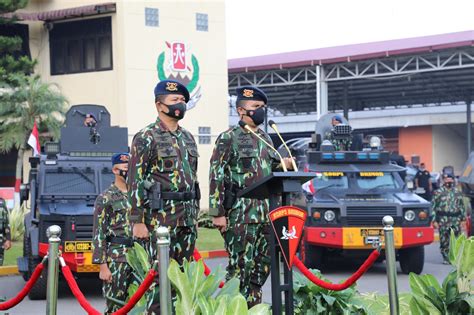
161, 102, 187, 120
118, 170, 128, 181
445, 182, 453, 188
244, 107, 265, 125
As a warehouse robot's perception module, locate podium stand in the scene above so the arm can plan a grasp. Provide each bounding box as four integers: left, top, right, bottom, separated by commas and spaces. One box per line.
238, 172, 315, 315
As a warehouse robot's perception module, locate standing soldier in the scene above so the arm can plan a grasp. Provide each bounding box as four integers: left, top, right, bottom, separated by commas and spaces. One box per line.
209, 86, 293, 307
128, 80, 200, 314
324, 115, 352, 151
92, 153, 133, 314
432, 173, 466, 264
0, 197, 11, 266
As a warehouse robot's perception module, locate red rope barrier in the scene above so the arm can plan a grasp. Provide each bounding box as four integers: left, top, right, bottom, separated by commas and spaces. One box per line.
111, 269, 157, 315
193, 249, 225, 288
0, 262, 45, 310
61, 264, 102, 315
294, 249, 380, 291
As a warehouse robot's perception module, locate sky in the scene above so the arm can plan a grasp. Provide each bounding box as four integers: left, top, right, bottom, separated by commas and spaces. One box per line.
225, 0, 474, 59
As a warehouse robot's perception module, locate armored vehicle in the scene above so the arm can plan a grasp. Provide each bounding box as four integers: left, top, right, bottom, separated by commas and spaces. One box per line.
18, 105, 128, 299
296, 114, 433, 274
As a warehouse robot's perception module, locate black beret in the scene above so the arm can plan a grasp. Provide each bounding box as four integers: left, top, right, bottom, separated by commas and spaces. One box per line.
332, 115, 343, 123
154, 80, 190, 103
111, 153, 130, 166
236, 86, 268, 104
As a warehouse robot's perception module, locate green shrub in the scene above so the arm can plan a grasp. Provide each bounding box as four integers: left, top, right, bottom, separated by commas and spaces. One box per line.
8, 205, 26, 242
293, 269, 367, 314
408, 231, 474, 314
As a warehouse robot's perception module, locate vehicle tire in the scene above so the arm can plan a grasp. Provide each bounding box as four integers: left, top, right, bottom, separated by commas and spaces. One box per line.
27, 237, 47, 300
399, 246, 424, 275
21, 235, 31, 281
301, 240, 326, 270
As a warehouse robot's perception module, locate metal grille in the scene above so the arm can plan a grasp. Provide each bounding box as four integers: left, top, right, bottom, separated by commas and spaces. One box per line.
75, 223, 93, 240
44, 170, 95, 194
346, 206, 397, 226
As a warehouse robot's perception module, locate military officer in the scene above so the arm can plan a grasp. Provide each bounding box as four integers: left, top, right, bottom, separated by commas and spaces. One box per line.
432, 173, 466, 264
209, 86, 293, 307
127, 80, 200, 314
0, 197, 11, 266
92, 153, 133, 314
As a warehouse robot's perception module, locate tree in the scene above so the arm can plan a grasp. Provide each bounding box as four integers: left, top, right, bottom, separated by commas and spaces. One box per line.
0, 75, 67, 200
0, 1, 67, 204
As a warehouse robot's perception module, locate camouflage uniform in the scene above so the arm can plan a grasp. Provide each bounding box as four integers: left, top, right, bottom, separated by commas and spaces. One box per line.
209, 125, 281, 307
324, 131, 352, 151
92, 184, 132, 314
128, 116, 199, 314
431, 185, 466, 261
0, 198, 11, 266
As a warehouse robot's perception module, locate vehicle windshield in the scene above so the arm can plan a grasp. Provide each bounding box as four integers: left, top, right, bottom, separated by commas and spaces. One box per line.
43, 167, 96, 195
356, 172, 400, 190
313, 171, 349, 190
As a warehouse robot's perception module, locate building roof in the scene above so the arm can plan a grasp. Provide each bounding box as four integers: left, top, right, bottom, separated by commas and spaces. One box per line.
228, 31, 474, 72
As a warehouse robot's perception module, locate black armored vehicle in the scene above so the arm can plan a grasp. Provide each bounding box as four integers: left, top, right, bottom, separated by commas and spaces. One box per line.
18, 105, 128, 299
288, 114, 434, 274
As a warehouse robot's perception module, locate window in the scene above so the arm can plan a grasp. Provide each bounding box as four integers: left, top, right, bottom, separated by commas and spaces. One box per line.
145, 7, 159, 27
196, 13, 208, 31
198, 126, 211, 144
49, 17, 112, 75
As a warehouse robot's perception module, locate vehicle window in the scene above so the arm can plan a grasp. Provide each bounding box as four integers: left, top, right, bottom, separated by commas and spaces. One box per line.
313, 171, 349, 190
43, 168, 96, 194
356, 172, 400, 190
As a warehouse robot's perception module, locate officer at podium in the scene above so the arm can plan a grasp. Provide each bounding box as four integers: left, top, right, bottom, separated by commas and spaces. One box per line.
209, 86, 293, 307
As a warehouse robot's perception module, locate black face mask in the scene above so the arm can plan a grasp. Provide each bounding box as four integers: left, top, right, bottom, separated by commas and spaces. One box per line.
445, 182, 454, 188
161, 102, 187, 120
118, 170, 128, 181
244, 107, 265, 125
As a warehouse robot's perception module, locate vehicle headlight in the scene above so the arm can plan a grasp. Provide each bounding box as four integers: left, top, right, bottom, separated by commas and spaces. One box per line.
404, 210, 416, 221
324, 210, 336, 222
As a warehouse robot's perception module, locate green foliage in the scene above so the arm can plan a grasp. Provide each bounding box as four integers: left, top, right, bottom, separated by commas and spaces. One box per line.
408, 232, 474, 314
8, 204, 26, 241
293, 269, 367, 314
0, 75, 67, 153
0, 0, 29, 15
351, 292, 412, 315
126, 242, 270, 315
168, 259, 270, 315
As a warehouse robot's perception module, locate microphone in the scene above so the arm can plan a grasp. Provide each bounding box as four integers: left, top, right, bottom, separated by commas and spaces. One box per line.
238, 120, 288, 172
268, 120, 298, 171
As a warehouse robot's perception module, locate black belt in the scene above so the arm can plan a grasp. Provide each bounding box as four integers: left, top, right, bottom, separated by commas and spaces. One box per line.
437, 211, 462, 217
106, 236, 134, 247
162, 191, 196, 201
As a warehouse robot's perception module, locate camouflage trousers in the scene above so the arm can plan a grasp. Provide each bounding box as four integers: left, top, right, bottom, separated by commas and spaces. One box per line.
103, 261, 133, 315
144, 225, 197, 315
438, 217, 462, 261
222, 223, 271, 308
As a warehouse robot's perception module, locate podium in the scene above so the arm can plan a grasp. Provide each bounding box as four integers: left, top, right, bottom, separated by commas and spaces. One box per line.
238, 172, 315, 315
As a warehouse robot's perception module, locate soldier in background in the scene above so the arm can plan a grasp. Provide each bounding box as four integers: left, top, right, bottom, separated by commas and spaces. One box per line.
209, 86, 293, 307
0, 198, 11, 266
128, 80, 200, 314
432, 173, 466, 264
324, 115, 352, 151
92, 153, 133, 314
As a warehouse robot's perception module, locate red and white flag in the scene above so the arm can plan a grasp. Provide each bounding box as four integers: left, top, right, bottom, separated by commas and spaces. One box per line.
27, 121, 40, 156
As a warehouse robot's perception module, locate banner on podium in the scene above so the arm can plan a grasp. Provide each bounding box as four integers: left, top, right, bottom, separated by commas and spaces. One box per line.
269, 206, 307, 269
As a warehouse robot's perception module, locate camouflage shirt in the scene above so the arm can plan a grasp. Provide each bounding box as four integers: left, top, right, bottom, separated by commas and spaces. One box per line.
431, 186, 466, 222
209, 125, 281, 224
128, 116, 199, 227
0, 199, 10, 241
92, 184, 131, 264
324, 131, 352, 151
